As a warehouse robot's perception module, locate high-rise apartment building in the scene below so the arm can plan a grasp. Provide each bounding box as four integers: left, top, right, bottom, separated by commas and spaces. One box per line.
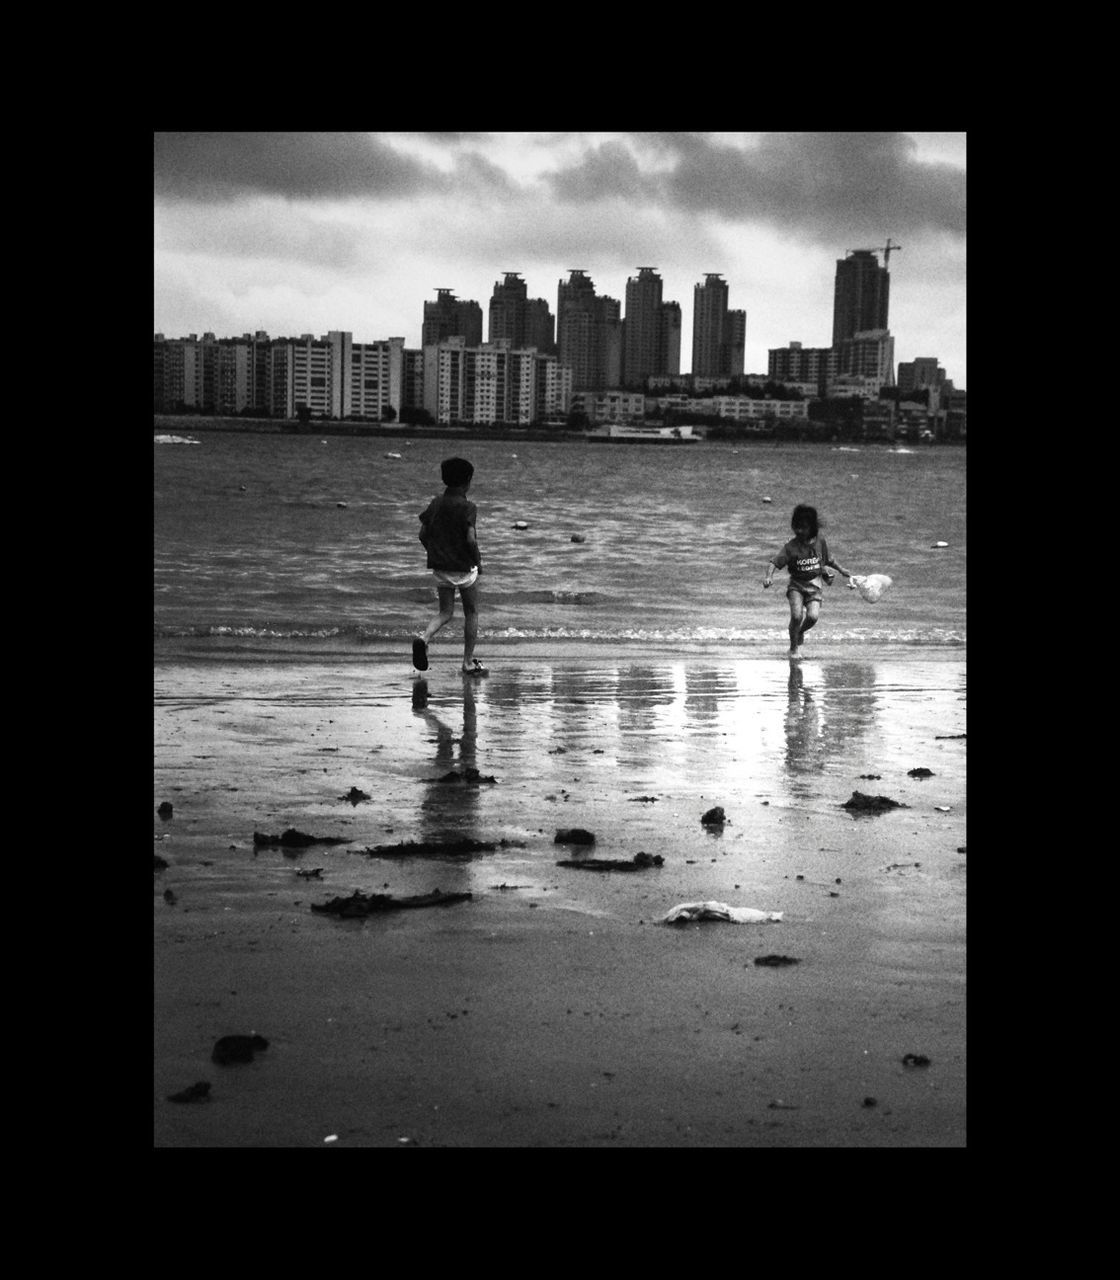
422, 288, 483, 347
488, 272, 556, 354
622, 267, 681, 387
692, 274, 746, 379
769, 341, 837, 395
834, 329, 895, 389
422, 337, 571, 426
155, 331, 273, 415
832, 250, 890, 346
897, 357, 946, 395
621, 267, 664, 386
557, 270, 621, 391
692, 274, 727, 378
725, 309, 746, 379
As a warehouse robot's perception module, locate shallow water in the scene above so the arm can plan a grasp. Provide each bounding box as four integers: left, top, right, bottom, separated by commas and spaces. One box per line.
154, 435, 965, 653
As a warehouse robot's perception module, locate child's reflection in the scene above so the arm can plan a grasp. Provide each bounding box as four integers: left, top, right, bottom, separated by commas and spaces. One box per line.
412, 678, 481, 840
784, 662, 824, 795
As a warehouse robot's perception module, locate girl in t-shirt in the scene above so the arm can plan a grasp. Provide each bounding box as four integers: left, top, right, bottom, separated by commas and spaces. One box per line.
763, 504, 857, 660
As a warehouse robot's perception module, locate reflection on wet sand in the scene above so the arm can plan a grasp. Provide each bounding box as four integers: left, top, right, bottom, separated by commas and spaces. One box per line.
614, 665, 676, 767
683, 666, 740, 728
784, 663, 823, 797
412, 677, 482, 853
782, 661, 879, 800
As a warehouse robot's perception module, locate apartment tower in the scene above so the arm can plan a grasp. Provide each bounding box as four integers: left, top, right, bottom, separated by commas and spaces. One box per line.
622, 267, 680, 387
488, 272, 556, 354
831, 250, 890, 346
556, 270, 621, 391
422, 288, 483, 347
692, 274, 746, 379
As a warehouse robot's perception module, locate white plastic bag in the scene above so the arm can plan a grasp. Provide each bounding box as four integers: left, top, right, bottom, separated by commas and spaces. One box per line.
663, 901, 783, 925
849, 573, 892, 603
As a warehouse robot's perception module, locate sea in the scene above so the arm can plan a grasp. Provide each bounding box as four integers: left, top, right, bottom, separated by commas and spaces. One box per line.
154, 431, 965, 658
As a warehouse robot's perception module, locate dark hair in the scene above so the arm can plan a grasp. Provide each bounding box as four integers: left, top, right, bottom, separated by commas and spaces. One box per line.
440, 456, 474, 487
791, 504, 820, 538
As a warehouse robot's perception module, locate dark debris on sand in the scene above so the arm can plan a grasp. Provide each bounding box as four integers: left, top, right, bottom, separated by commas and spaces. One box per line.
357, 837, 517, 859
167, 1081, 211, 1103
556, 852, 664, 872
211, 1034, 269, 1065
753, 955, 801, 967
253, 828, 351, 848
311, 888, 473, 917
700, 806, 728, 826
339, 787, 372, 804
433, 768, 497, 785
842, 792, 907, 814
554, 828, 596, 845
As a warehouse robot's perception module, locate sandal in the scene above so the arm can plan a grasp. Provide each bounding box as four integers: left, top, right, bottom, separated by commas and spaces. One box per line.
411, 637, 429, 671
461, 659, 489, 676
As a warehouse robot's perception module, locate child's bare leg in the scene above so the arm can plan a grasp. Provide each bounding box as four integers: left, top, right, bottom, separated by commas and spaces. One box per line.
459, 584, 479, 667
788, 595, 805, 653
800, 600, 821, 641
422, 587, 456, 644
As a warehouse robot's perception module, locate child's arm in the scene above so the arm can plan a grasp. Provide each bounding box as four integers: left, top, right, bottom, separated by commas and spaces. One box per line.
467, 525, 482, 574
824, 549, 853, 579
762, 559, 779, 588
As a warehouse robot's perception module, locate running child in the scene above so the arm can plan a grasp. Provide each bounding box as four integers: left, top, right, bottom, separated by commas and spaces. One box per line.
763, 503, 857, 660
412, 456, 487, 676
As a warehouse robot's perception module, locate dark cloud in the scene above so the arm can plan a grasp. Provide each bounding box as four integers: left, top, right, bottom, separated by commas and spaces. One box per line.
546, 140, 663, 204
548, 132, 965, 243
153, 132, 451, 202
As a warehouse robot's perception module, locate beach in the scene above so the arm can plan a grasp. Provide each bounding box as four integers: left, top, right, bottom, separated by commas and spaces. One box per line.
154, 643, 966, 1148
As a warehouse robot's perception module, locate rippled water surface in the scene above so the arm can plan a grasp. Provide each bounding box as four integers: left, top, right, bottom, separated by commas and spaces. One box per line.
155, 433, 965, 652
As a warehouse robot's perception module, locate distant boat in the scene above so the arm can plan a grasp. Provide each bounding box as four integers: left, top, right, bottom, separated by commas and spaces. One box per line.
602, 424, 700, 444
154, 434, 200, 445
384, 452, 402, 459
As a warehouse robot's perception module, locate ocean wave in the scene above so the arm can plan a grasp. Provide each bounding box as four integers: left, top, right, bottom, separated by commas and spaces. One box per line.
156, 622, 964, 647
487, 589, 613, 606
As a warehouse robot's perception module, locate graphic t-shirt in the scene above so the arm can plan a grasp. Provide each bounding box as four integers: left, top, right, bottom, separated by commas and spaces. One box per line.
418, 490, 478, 572
773, 536, 831, 584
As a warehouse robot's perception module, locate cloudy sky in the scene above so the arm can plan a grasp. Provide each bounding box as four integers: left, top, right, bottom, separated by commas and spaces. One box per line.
154, 132, 966, 388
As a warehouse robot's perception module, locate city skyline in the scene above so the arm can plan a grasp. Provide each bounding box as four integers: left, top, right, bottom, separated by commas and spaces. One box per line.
154, 132, 967, 388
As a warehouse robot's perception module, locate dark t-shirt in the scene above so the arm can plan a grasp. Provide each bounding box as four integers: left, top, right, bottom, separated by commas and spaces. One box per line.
418, 489, 478, 572
773, 535, 831, 584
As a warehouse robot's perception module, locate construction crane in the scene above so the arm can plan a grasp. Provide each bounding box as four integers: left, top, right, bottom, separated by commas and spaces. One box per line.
847, 238, 902, 266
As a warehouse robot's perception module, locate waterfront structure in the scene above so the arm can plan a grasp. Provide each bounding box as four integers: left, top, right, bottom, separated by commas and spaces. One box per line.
422, 337, 571, 426
692, 274, 745, 379
708, 396, 809, 423
832, 250, 890, 345
488, 272, 555, 354
622, 267, 680, 386
422, 288, 483, 347
825, 374, 887, 400
647, 391, 809, 423
570, 389, 646, 425
556, 270, 621, 391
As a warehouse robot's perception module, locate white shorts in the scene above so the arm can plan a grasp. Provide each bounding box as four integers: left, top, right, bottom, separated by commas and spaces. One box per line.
433, 566, 478, 590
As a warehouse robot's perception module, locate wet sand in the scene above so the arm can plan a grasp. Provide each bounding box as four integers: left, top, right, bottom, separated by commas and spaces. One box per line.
153, 644, 966, 1147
